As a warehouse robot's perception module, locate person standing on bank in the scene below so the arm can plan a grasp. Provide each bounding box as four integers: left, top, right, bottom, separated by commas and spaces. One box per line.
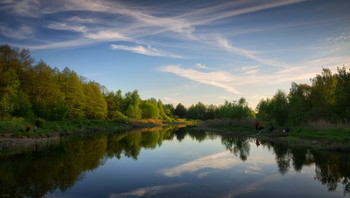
255, 121, 259, 131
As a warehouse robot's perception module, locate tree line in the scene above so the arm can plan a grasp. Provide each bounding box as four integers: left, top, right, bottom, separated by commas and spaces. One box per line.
256, 66, 350, 126
0, 44, 256, 122
1, 44, 348, 126
0, 45, 173, 121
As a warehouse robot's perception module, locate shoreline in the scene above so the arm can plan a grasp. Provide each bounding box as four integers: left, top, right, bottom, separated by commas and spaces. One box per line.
192, 125, 350, 152
1, 119, 349, 152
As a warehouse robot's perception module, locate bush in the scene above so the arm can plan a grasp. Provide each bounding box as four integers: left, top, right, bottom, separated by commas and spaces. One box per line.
35, 118, 46, 127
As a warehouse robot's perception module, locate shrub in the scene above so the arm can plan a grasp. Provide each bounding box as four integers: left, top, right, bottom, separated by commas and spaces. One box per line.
35, 118, 46, 127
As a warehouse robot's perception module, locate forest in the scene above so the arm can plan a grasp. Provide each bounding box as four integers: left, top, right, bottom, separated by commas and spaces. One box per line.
1, 44, 349, 128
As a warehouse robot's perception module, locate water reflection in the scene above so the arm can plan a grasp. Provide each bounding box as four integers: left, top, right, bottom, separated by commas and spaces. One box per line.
0, 126, 349, 197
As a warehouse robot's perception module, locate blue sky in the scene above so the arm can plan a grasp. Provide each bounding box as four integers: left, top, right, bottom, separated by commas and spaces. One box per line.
1, 0, 350, 108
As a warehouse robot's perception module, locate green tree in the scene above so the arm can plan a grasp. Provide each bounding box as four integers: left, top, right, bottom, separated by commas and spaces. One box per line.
288, 82, 311, 126
59, 67, 86, 119
140, 99, 159, 119
255, 98, 272, 120
157, 100, 171, 120
174, 103, 187, 118
123, 90, 142, 119
29, 61, 67, 120
205, 104, 218, 120
270, 90, 289, 126
309, 68, 337, 120
334, 66, 350, 121
187, 102, 207, 120
105, 89, 126, 119
83, 82, 108, 119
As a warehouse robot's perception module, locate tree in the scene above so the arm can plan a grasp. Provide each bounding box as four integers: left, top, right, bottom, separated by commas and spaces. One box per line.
288, 82, 311, 126
163, 104, 175, 118
309, 68, 337, 120
334, 66, 350, 121
123, 90, 142, 119
174, 103, 187, 118
187, 102, 207, 120
271, 90, 289, 126
140, 99, 159, 119
29, 61, 66, 120
59, 67, 86, 119
83, 82, 107, 119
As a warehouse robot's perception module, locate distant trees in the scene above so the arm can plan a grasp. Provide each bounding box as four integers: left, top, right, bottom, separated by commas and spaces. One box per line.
173, 98, 256, 121
218, 98, 255, 119
256, 66, 350, 126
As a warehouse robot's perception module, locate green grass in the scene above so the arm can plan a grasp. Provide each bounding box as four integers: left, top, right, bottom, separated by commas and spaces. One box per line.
0, 118, 132, 138
199, 118, 350, 151
0, 118, 31, 133
290, 127, 350, 143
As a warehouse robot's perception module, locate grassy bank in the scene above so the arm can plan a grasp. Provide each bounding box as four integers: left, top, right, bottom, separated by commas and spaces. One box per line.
0, 118, 195, 139
0, 118, 132, 138
197, 118, 350, 151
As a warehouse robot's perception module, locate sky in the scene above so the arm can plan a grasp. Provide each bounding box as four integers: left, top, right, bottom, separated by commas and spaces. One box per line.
1, 0, 350, 108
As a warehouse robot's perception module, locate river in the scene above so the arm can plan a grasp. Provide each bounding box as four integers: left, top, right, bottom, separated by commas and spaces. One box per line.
0, 126, 349, 198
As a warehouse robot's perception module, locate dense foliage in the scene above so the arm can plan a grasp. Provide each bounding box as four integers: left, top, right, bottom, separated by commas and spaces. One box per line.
3, 44, 347, 126
0, 45, 176, 121
256, 67, 350, 126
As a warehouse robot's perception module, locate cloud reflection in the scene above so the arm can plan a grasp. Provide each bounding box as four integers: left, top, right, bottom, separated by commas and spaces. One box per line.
109, 183, 186, 198
160, 151, 239, 177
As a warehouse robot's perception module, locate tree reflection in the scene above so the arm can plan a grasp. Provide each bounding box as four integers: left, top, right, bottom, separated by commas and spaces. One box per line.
221, 136, 250, 161
312, 151, 350, 195
271, 142, 350, 195
0, 126, 177, 198
1, 127, 350, 197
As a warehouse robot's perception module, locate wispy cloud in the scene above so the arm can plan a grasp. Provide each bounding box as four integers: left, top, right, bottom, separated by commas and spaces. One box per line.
16, 39, 96, 50
179, 0, 305, 26
67, 16, 97, 23
2, 0, 41, 17
0, 24, 35, 39
109, 183, 186, 198
217, 38, 290, 68
162, 97, 181, 104
196, 63, 210, 69
159, 65, 240, 94
47, 22, 87, 33
160, 151, 239, 177
111, 44, 182, 58
85, 30, 129, 41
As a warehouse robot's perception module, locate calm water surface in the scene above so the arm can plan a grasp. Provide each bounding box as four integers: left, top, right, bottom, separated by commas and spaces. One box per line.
0, 126, 349, 198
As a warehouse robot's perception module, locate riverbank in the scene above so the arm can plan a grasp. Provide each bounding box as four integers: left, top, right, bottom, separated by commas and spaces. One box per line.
0, 118, 194, 140
194, 119, 350, 152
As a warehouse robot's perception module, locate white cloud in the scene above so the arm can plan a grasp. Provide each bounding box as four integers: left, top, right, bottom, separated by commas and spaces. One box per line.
160, 151, 239, 177
159, 65, 240, 94
111, 44, 182, 58
0, 25, 35, 39
85, 30, 129, 41
196, 63, 210, 69
180, 0, 305, 26
110, 183, 186, 198
162, 97, 180, 104
47, 22, 87, 33
323, 32, 350, 44
217, 38, 290, 68
67, 16, 96, 23
15, 39, 96, 50
7, 0, 41, 17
